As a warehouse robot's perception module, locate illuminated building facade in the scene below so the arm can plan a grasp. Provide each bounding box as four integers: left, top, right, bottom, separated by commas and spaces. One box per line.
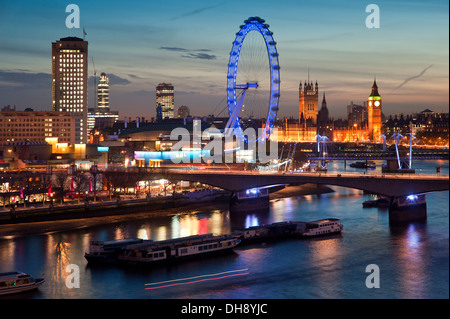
156, 83, 175, 120
317, 93, 332, 138
87, 72, 118, 132
97, 72, 110, 108
87, 108, 119, 132
52, 37, 88, 144
299, 80, 319, 124
0, 111, 76, 145
368, 79, 382, 141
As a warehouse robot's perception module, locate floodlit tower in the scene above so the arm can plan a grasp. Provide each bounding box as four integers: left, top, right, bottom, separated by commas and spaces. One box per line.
368, 78, 382, 142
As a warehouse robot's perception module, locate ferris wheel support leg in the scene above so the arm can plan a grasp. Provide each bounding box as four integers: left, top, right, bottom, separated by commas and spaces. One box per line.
225, 89, 248, 138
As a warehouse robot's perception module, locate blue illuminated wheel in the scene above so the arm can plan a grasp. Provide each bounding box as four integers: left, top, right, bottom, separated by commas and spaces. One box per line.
227, 17, 280, 142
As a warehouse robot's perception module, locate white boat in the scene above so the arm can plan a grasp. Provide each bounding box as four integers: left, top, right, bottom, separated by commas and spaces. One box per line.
299, 218, 343, 237
0, 271, 45, 296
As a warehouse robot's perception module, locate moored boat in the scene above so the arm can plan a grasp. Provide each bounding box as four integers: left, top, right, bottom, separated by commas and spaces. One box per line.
363, 195, 390, 208
0, 271, 45, 296
85, 234, 240, 266
233, 221, 304, 244
233, 219, 343, 243
299, 218, 343, 237
350, 161, 376, 169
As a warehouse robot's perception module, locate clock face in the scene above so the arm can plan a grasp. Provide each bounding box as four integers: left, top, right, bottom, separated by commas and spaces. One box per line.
374, 101, 380, 107
368, 101, 372, 106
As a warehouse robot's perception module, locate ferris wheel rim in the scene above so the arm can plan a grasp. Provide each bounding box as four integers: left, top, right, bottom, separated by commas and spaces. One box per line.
226, 17, 280, 141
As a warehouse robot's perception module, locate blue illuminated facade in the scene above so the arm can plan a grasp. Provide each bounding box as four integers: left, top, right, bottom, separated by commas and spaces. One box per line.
135, 149, 211, 165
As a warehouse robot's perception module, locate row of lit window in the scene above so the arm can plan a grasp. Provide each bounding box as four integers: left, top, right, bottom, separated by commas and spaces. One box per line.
59, 78, 84, 83
60, 58, 83, 62
60, 88, 84, 92
0, 119, 70, 123
60, 65, 83, 70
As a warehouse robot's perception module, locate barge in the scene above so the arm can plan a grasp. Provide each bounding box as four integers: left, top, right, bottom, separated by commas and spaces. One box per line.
85, 234, 240, 265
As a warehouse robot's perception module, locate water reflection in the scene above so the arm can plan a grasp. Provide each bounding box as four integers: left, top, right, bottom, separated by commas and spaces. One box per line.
390, 222, 429, 298
306, 236, 344, 298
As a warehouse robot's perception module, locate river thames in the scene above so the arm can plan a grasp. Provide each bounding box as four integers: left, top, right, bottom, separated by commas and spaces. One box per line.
0, 160, 448, 299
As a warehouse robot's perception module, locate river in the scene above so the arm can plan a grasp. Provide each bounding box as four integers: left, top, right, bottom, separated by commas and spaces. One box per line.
0, 160, 448, 299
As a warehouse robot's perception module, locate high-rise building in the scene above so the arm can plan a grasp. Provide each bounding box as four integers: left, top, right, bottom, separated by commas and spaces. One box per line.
97, 72, 110, 108
87, 72, 118, 132
52, 36, 88, 144
368, 78, 382, 141
156, 83, 174, 120
299, 80, 319, 124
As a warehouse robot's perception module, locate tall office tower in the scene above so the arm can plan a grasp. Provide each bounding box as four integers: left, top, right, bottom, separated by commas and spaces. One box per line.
299, 80, 319, 124
88, 72, 118, 132
97, 72, 110, 108
52, 36, 88, 144
367, 78, 382, 141
156, 83, 174, 120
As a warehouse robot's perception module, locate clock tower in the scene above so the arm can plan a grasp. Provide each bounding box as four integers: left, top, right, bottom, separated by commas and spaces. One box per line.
368, 78, 382, 141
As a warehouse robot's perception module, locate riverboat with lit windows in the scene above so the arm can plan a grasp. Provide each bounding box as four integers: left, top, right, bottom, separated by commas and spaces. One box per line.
0, 271, 44, 295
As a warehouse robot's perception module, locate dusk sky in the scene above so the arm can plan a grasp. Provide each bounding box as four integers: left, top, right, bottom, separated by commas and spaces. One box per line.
0, 0, 448, 120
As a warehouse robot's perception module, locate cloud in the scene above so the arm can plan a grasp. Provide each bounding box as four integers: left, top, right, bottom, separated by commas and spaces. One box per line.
159, 46, 189, 52
160, 47, 216, 60
0, 70, 51, 89
181, 53, 217, 60
393, 65, 433, 91
171, 3, 223, 20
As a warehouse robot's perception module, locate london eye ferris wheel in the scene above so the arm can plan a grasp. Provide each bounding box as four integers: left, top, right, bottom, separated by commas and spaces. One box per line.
225, 17, 280, 142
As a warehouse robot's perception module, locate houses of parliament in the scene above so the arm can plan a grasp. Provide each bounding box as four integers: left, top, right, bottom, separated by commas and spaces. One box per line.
275, 78, 383, 143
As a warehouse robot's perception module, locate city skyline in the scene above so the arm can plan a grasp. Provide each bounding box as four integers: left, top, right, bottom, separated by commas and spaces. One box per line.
0, 0, 448, 120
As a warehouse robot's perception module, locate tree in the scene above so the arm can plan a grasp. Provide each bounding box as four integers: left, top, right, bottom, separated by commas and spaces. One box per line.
72, 172, 90, 204
53, 171, 69, 205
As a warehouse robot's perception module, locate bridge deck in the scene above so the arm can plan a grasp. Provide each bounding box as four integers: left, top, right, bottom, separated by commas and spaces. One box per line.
166, 169, 449, 198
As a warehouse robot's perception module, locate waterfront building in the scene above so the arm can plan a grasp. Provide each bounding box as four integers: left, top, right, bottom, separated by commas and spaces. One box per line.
0, 110, 76, 145
156, 83, 175, 120
367, 78, 382, 142
317, 93, 332, 139
299, 80, 319, 124
271, 118, 317, 143
52, 36, 88, 144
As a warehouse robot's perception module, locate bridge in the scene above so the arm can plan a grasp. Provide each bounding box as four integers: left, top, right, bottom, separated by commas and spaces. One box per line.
165, 169, 449, 198
164, 169, 448, 223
